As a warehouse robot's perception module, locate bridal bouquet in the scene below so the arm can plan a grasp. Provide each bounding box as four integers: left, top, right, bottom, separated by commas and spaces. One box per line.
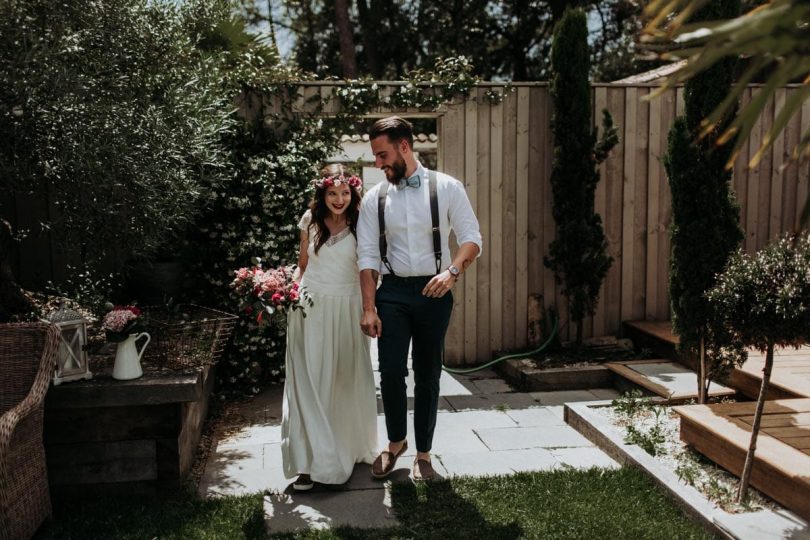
231, 261, 313, 323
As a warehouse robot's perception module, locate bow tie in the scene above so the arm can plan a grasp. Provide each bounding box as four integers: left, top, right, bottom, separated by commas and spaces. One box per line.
397, 174, 421, 189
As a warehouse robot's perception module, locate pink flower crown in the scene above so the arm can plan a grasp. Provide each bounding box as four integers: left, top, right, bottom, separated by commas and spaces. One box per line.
314, 174, 363, 190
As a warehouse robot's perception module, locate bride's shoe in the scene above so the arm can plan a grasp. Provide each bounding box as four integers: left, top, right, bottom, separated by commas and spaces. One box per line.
293, 474, 314, 491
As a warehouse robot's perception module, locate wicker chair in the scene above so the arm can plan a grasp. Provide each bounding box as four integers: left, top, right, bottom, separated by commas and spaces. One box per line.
0, 323, 59, 540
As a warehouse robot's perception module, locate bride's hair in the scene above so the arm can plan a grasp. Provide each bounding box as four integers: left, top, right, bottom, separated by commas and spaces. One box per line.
309, 164, 362, 254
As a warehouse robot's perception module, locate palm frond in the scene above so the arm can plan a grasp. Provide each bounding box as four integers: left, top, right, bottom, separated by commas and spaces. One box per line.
642, 0, 810, 173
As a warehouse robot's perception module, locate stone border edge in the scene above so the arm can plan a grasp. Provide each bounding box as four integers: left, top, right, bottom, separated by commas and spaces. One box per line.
564, 400, 736, 540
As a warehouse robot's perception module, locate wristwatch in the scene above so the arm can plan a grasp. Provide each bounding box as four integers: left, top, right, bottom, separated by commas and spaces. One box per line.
447, 265, 461, 280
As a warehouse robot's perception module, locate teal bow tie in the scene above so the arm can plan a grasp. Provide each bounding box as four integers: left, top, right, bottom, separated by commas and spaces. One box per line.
398, 174, 421, 189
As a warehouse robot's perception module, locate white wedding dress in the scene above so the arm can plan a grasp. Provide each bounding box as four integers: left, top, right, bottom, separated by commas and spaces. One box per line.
281, 210, 378, 484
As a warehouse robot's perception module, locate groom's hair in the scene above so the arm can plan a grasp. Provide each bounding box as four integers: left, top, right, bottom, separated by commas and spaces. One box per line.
369, 116, 414, 148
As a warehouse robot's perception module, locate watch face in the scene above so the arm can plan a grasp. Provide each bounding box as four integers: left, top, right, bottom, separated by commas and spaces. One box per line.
449, 265, 460, 276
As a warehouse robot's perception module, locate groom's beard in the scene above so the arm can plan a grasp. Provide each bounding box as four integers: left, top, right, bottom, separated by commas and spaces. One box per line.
384, 155, 408, 184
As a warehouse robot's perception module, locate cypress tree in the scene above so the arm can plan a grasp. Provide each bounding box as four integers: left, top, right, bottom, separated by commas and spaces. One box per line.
664, 0, 744, 402
546, 8, 618, 345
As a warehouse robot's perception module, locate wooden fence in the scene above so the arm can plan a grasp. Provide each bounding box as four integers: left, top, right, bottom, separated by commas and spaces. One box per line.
5, 82, 809, 365
432, 82, 810, 365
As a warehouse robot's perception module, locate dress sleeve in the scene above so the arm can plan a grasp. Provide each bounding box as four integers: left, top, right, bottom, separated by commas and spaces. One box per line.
298, 209, 312, 231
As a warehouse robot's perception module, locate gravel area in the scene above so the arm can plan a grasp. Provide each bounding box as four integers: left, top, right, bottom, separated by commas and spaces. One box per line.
595, 398, 777, 514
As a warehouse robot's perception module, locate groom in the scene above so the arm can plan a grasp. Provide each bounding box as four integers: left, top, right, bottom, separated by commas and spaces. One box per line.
357, 116, 482, 480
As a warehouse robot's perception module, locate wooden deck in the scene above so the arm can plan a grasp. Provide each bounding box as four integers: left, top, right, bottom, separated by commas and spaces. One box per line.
674, 399, 810, 521
728, 346, 810, 400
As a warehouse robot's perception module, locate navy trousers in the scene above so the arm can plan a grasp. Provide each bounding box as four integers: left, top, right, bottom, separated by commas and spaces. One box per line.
376, 275, 453, 453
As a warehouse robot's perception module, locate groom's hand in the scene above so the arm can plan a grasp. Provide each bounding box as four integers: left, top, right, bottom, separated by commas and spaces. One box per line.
423, 270, 455, 298
361, 309, 382, 338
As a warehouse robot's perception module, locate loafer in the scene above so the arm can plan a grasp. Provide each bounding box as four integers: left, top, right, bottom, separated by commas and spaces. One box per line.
412, 458, 437, 481
371, 441, 408, 479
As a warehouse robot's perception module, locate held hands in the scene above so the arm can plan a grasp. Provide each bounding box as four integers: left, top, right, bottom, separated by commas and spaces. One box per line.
422, 270, 456, 298
361, 308, 382, 338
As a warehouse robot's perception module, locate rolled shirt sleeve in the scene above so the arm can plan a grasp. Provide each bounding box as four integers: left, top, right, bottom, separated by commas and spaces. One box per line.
447, 178, 483, 256
356, 187, 382, 272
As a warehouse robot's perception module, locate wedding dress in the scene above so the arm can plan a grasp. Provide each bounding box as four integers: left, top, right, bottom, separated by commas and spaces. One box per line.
281, 210, 378, 484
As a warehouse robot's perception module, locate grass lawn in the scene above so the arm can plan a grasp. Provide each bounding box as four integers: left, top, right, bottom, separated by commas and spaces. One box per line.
37, 467, 714, 539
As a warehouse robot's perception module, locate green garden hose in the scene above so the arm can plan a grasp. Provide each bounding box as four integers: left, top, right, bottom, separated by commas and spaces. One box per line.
442, 314, 559, 374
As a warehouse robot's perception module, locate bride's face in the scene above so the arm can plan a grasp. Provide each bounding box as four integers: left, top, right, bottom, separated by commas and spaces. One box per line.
324, 184, 352, 217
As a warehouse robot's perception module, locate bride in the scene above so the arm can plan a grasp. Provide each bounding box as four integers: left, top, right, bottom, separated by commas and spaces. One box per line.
281, 164, 378, 490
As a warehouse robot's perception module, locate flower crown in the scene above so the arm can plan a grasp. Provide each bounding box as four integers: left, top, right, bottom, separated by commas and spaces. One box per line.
314, 174, 363, 190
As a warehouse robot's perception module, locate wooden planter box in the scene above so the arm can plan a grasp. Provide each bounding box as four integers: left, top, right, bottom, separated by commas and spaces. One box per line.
43, 362, 215, 494
497, 358, 614, 392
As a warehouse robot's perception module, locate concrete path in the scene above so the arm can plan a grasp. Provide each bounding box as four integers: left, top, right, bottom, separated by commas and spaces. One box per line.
199, 343, 620, 535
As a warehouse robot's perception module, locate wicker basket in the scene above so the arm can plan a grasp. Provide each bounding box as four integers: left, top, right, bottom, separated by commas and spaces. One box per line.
139, 304, 237, 370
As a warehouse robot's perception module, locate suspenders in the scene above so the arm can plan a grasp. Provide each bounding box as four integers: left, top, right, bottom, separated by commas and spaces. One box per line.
378, 170, 441, 277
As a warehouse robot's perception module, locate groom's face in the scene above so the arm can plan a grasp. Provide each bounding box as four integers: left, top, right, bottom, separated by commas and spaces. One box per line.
371, 135, 408, 184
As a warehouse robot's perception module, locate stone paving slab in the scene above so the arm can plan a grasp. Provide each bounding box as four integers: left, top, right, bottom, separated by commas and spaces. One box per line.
714, 509, 810, 540
216, 424, 283, 449
444, 392, 540, 411
435, 448, 559, 477
505, 406, 567, 427
264, 487, 398, 535
530, 389, 606, 406
475, 425, 592, 451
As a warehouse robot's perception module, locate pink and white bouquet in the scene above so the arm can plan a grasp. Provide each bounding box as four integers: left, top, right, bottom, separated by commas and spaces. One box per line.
231, 261, 313, 324
102, 305, 143, 342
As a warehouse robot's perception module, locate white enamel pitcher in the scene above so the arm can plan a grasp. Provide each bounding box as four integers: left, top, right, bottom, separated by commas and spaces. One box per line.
112, 332, 150, 380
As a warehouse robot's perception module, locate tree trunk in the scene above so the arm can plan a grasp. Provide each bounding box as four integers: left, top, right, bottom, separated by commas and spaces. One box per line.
334, 0, 358, 79
356, 0, 382, 78
575, 317, 583, 346
267, 0, 279, 55
737, 340, 774, 503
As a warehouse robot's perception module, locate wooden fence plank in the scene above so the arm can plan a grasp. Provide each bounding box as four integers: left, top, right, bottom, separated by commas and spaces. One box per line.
633, 88, 650, 320
463, 92, 479, 363
489, 97, 505, 353
501, 92, 518, 350
515, 86, 530, 348
604, 87, 626, 336
621, 87, 638, 323
440, 105, 465, 365
770, 91, 785, 241
646, 88, 662, 319
476, 88, 493, 361
527, 88, 544, 298
798, 99, 810, 230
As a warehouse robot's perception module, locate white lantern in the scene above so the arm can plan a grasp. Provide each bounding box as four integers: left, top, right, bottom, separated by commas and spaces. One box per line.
43, 304, 93, 385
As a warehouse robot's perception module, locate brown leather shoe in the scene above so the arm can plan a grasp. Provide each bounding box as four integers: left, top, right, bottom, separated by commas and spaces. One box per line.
412, 458, 436, 481
371, 441, 408, 479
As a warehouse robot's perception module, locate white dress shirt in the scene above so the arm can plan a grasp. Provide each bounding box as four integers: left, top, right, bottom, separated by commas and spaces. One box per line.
357, 163, 482, 276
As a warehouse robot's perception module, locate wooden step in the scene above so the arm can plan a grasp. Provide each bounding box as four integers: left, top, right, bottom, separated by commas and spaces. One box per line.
605, 359, 735, 401
622, 320, 684, 366
728, 346, 810, 400
674, 398, 810, 522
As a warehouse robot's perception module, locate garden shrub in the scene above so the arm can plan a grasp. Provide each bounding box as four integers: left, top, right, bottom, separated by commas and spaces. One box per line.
0, 0, 234, 273
545, 7, 618, 345
708, 231, 810, 501
664, 0, 744, 402
708, 232, 810, 353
